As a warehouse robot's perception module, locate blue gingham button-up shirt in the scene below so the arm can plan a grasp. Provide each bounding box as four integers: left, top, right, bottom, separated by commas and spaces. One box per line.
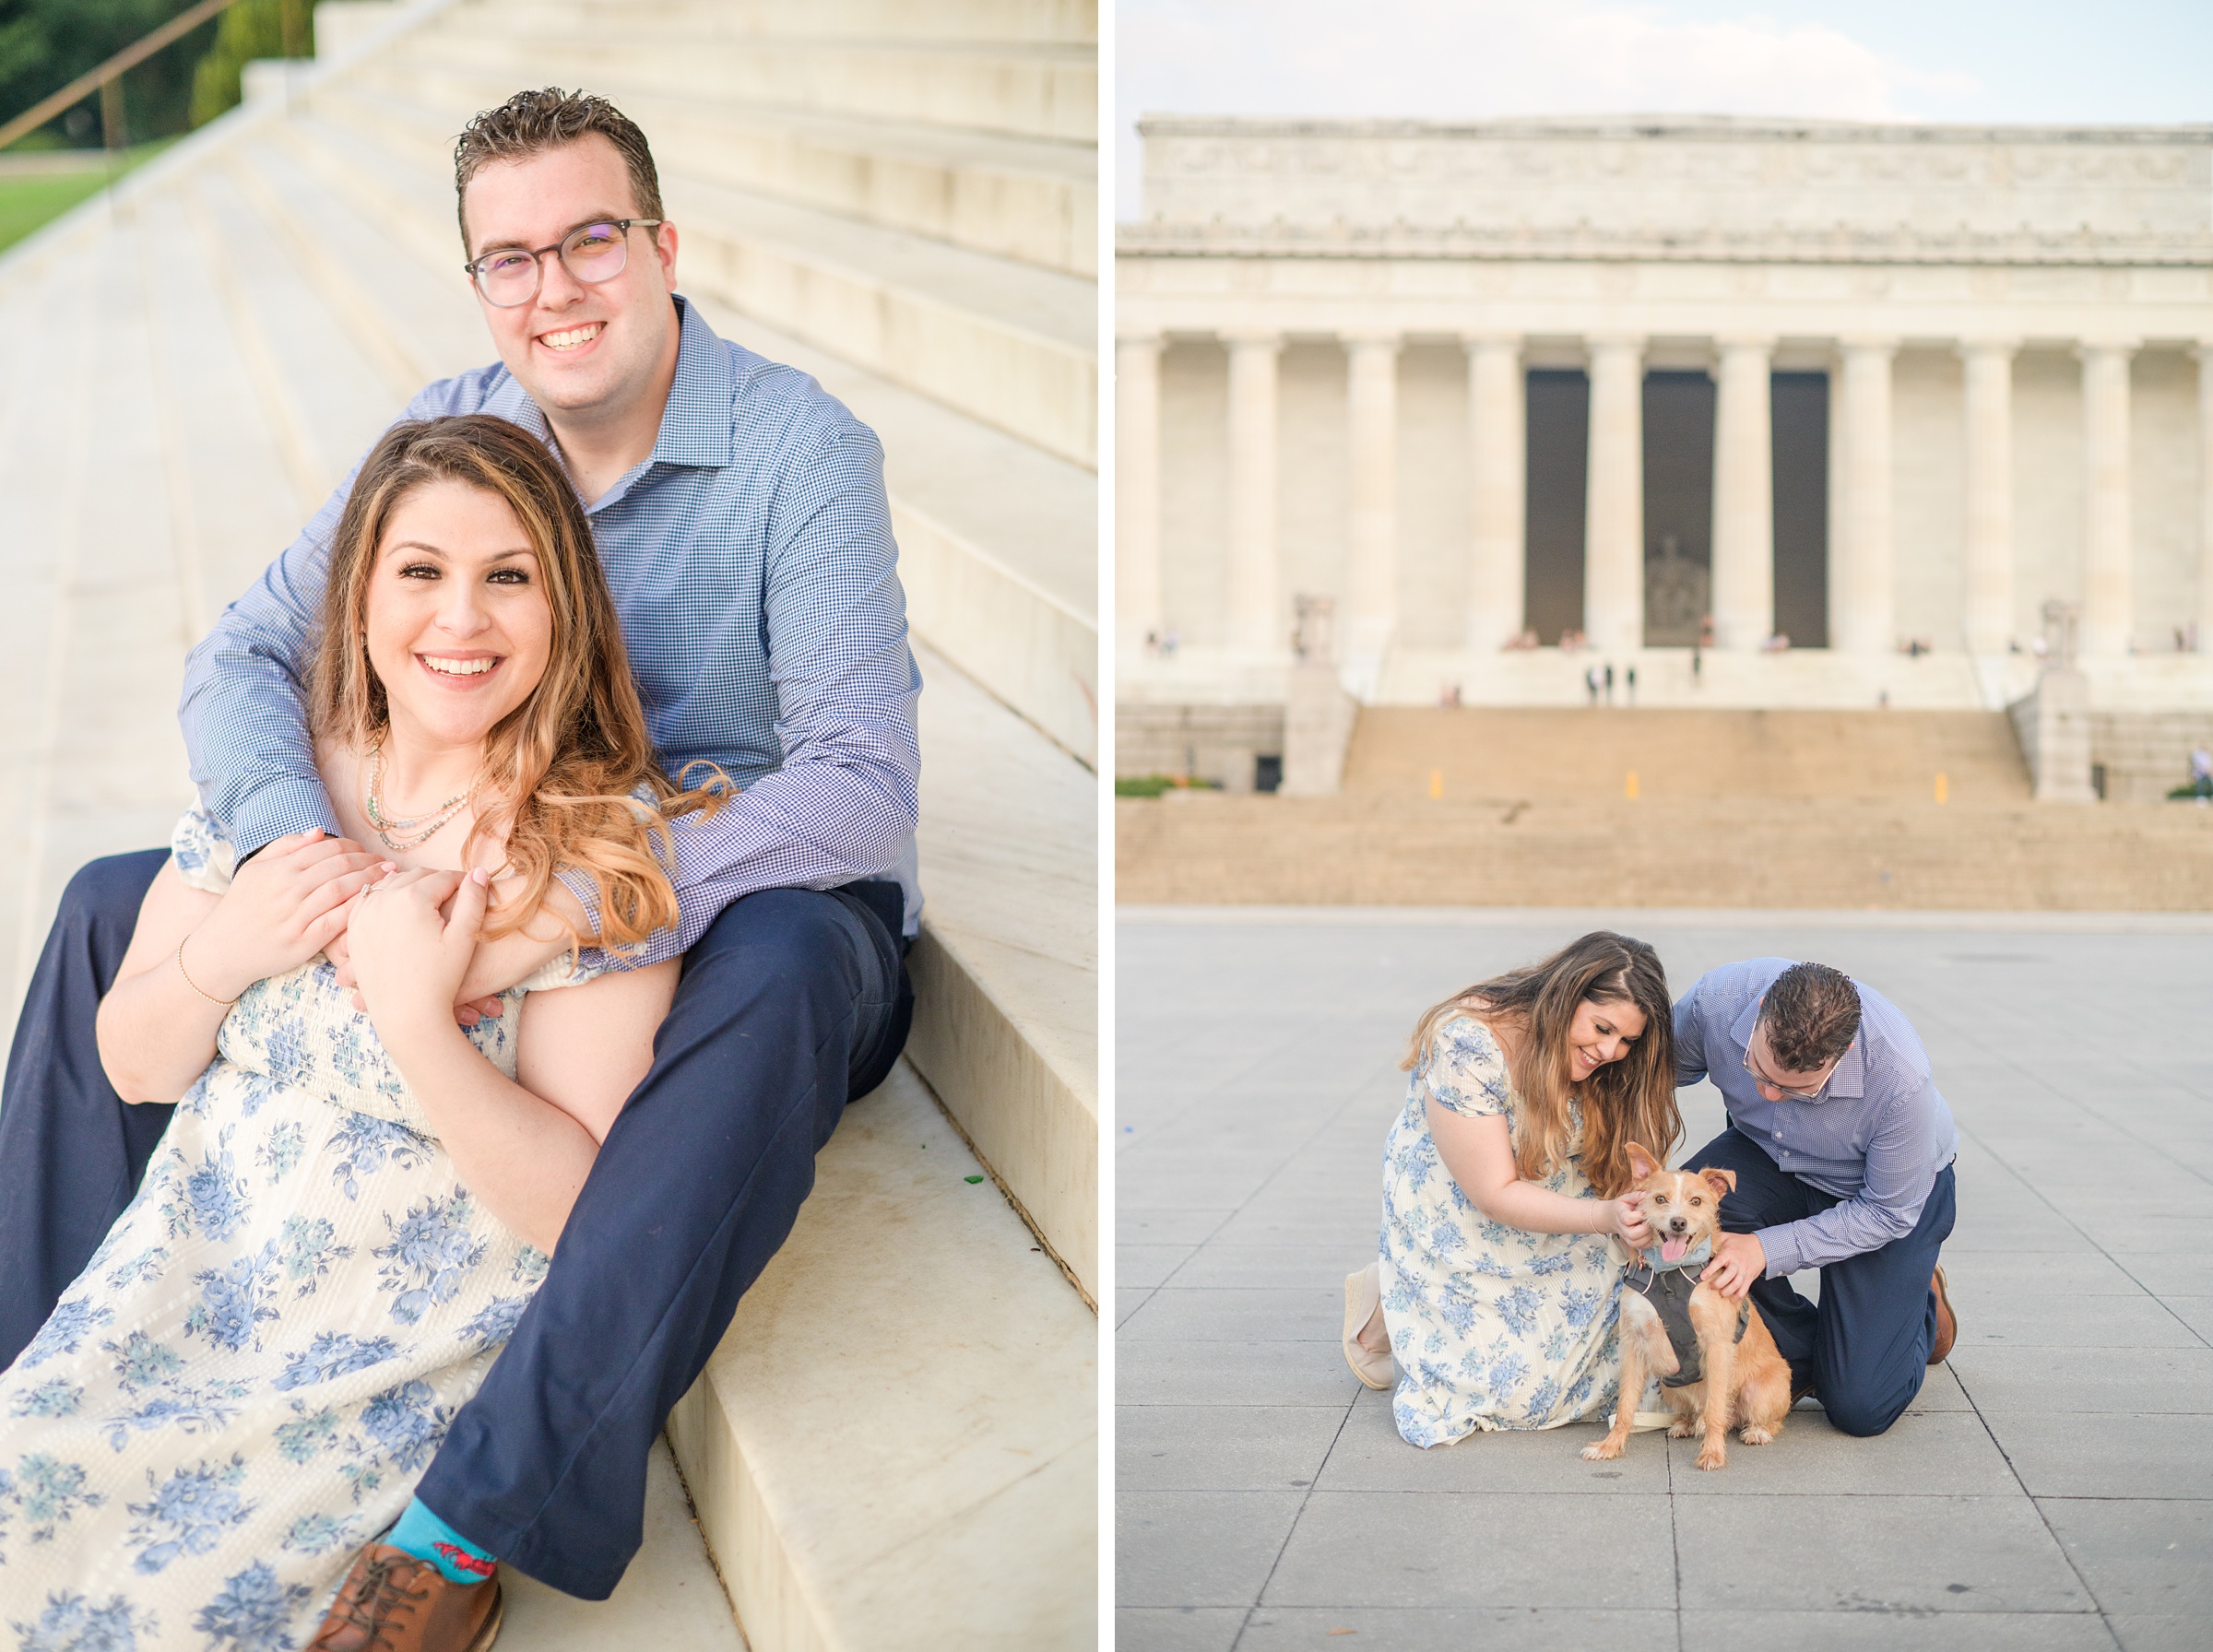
179, 296, 921, 965
1673, 958, 1959, 1276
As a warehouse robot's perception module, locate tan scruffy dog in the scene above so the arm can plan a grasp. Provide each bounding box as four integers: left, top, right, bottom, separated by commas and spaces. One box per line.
1581, 1142, 1793, 1470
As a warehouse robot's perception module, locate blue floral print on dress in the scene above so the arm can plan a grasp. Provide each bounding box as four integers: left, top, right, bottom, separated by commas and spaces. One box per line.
0, 806, 596, 1643
1377, 1013, 1628, 1446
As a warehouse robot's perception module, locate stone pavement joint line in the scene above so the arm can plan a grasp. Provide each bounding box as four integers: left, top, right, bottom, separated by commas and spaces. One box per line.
1118, 913, 2212, 1652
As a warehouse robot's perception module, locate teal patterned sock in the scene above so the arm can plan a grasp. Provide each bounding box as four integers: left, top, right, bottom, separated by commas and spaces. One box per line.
387, 1497, 496, 1585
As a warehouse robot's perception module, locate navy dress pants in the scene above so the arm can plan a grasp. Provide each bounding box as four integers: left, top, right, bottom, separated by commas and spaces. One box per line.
1685, 1127, 1956, 1438
0, 851, 911, 1599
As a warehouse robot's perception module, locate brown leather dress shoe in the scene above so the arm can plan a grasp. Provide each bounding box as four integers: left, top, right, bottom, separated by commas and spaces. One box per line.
309, 1544, 503, 1652
1928, 1263, 1957, 1364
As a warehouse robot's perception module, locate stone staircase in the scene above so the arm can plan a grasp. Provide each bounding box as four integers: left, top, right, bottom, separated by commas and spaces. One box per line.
1343, 707, 2035, 804
0, 0, 1096, 1646
1118, 708, 2213, 909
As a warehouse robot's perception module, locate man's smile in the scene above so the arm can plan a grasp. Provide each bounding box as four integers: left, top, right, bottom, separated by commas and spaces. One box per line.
537, 322, 603, 352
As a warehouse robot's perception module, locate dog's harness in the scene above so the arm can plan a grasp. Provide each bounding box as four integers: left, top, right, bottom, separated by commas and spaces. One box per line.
1624, 1239, 1750, 1388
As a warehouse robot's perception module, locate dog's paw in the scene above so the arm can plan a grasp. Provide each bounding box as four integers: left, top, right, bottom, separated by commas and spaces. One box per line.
1695, 1443, 1729, 1471
1667, 1419, 1696, 1439
1739, 1426, 1774, 1446
1581, 1439, 1624, 1462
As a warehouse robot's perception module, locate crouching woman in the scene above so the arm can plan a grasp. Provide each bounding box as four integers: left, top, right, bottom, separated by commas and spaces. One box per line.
1348, 932, 1681, 1446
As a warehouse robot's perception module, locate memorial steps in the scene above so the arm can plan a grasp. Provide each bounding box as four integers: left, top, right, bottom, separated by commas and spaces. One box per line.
1343, 708, 2036, 804
0, 0, 1097, 1645
1117, 707, 2213, 910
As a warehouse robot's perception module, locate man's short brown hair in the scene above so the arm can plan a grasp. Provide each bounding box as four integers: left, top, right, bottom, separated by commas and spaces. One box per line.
452, 88, 664, 252
1757, 962, 1862, 1074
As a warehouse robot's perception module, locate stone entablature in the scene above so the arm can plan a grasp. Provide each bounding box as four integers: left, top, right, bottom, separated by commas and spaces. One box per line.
1134, 115, 2213, 263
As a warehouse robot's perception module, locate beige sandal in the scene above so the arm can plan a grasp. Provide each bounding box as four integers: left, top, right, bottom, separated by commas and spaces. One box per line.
1342, 1261, 1394, 1390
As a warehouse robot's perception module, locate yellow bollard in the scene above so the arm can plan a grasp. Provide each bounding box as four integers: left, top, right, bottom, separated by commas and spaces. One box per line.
1935, 771, 1949, 805
1625, 770, 1639, 800
1429, 769, 1444, 799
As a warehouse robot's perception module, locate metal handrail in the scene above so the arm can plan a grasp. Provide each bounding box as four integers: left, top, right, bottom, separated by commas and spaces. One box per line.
0, 0, 251, 155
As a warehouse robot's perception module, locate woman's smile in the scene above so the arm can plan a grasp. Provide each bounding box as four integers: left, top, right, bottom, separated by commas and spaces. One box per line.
417, 650, 506, 687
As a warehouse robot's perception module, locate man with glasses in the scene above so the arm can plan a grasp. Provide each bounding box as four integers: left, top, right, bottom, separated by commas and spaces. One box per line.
1673, 959, 1959, 1437
0, 88, 916, 1647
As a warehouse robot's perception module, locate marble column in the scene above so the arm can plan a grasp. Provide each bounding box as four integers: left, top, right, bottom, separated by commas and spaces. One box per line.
1343, 332, 1402, 662
1464, 334, 1526, 651
1832, 337, 1899, 655
1225, 330, 1283, 655
1710, 336, 1775, 652
2195, 343, 2213, 653
2079, 339, 2137, 658
1960, 338, 2018, 655
1116, 332, 1164, 647
1584, 336, 1645, 655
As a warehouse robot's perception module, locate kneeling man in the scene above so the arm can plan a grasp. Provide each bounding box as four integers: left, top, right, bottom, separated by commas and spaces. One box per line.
1678, 959, 1959, 1436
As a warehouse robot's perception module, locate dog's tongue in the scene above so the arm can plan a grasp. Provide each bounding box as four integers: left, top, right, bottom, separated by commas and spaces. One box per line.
1661, 1235, 1689, 1264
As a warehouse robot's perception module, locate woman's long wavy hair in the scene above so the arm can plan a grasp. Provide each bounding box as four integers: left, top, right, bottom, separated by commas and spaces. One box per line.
310, 414, 727, 950
1402, 932, 1679, 1198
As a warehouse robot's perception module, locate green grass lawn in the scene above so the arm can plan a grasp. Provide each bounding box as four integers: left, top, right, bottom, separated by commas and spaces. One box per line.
0, 142, 180, 254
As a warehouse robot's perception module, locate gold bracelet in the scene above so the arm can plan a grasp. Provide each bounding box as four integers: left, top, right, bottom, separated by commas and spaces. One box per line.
177, 933, 239, 1007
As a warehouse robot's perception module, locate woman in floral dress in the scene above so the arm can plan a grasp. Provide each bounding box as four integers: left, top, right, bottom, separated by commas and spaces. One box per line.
1344, 933, 1683, 1447
0, 416, 723, 1649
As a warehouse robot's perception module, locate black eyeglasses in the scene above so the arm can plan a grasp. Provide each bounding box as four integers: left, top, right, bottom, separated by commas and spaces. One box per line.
462, 218, 664, 308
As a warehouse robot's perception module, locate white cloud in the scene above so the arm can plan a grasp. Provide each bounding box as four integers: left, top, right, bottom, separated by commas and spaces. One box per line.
1118, 0, 1982, 213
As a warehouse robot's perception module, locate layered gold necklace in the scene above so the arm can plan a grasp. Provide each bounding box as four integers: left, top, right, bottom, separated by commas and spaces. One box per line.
362, 743, 474, 852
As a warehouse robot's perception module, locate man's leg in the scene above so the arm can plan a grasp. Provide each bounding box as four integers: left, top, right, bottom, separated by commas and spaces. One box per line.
413, 881, 909, 1599
1684, 1127, 1820, 1386
1809, 1164, 1958, 1437
0, 849, 170, 1366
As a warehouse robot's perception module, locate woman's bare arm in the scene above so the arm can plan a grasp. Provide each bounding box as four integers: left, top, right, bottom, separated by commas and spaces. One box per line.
349, 867, 674, 1250
96, 832, 383, 1104
95, 864, 227, 1104
1427, 1099, 1649, 1245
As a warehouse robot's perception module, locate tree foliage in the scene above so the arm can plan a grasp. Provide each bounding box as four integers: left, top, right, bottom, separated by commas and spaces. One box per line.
190, 0, 312, 129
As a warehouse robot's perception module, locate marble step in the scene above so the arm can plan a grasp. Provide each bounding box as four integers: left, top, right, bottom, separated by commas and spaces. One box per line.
1115, 792, 2213, 910
668, 1057, 1095, 1652
411, 14, 1095, 144
238, 129, 1096, 762
903, 637, 1096, 1296
284, 105, 1098, 469
436, 0, 1097, 45
325, 65, 1095, 277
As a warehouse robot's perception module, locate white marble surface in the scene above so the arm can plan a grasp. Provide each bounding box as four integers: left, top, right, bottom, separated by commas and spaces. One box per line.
503, 1440, 745, 1651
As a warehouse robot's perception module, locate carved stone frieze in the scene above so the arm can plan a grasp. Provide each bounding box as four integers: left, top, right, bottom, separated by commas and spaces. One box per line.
1130, 115, 2213, 266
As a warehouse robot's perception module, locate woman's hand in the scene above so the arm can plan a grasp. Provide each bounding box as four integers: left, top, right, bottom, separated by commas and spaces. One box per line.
1606, 1191, 1652, 1250
183, 830, 387, 1001
347, 866, 489, 1035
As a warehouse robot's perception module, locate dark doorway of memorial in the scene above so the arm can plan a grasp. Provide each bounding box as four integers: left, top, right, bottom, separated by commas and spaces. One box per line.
1642, 371, 1714, 647
1523, 369, 1589, 646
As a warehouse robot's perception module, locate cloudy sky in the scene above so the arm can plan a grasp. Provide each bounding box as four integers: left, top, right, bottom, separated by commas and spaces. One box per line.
1114, 0, 2213, 215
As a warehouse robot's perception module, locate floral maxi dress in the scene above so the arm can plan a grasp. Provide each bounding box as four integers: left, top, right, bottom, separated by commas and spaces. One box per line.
1379, 1013, 1625, 1446
0, 809, 586, 1650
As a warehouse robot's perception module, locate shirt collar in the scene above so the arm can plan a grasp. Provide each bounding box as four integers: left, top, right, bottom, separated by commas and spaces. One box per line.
1729, 991, 1864, 1103
472, 293, 736, 489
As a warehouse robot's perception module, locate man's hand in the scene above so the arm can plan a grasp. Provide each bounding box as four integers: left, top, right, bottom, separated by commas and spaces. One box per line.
1699, 1232, 1767, 1300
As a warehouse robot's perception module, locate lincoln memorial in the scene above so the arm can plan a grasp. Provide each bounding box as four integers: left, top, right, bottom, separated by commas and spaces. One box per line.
1117, 114, 2213, 782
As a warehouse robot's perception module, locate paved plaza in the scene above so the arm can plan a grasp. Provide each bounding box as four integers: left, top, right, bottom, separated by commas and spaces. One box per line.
1117, 909, 2213, 1651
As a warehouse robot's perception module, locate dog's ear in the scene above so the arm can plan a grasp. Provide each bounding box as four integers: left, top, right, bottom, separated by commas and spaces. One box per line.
1699, 1166, 1738, 1199
1626, 1141, 1659, 1182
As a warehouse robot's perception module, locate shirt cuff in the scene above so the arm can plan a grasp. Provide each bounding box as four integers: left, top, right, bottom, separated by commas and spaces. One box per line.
1754, 1222, 1804, 1278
